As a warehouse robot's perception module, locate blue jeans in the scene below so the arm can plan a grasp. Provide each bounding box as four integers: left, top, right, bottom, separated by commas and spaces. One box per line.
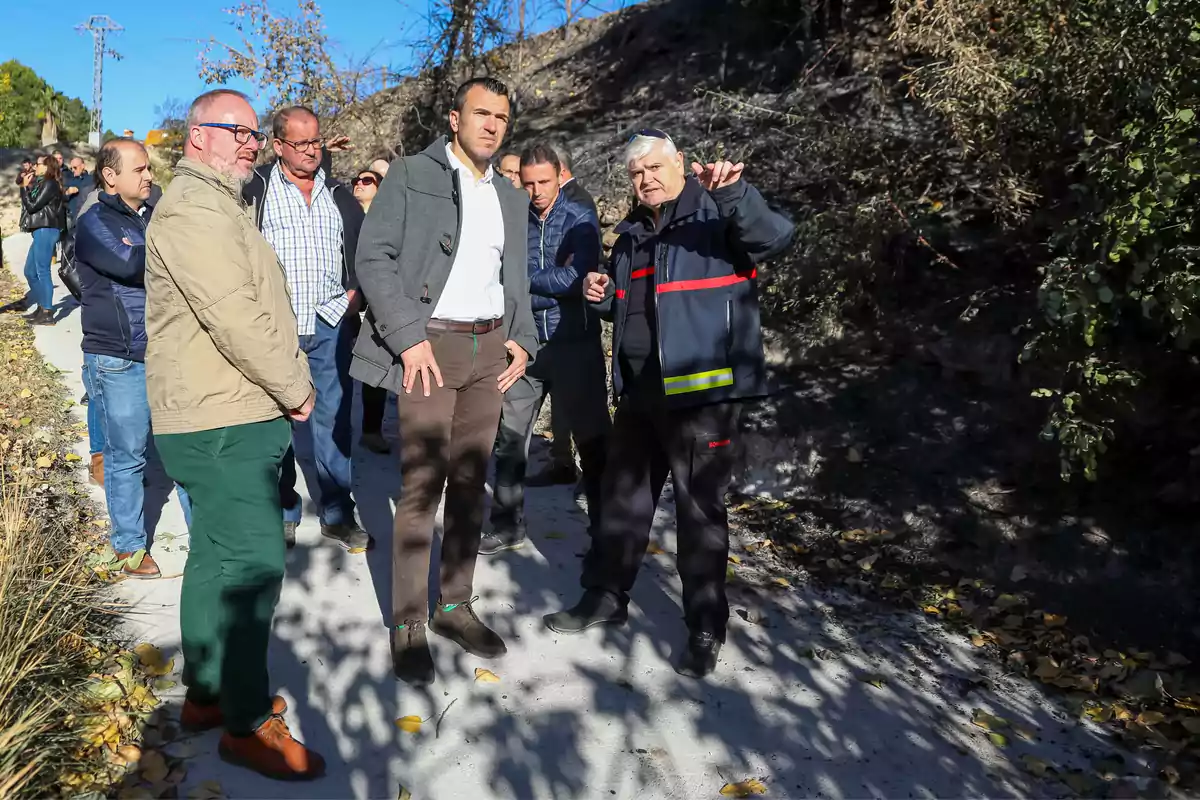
23, 227, 59, 310
82, 363, 107, 455
280, 316, 355, 526
84, 354, 192, 553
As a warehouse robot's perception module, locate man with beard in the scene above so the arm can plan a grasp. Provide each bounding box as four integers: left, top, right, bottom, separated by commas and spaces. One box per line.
352, 77, 538, 686
144, 89, 322, 781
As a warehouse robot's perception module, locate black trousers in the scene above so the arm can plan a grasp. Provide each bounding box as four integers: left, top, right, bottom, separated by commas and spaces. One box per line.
361, 383, 387, 435
581, 382, 741, 637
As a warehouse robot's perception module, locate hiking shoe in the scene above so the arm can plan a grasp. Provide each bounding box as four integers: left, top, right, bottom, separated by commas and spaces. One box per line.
543, 590, 628, 634
430, 598, 506, 658
183, 695, 288, 732
321, 522, 373, 551
283, 521, 297, 549
218, 713, 325, 781
478, 529, 525, 556
117, 550, 160, 579
526, 463, 579, 487
360, 431, 391, 454
674, 632, 722, 679
89, 453, 104, 487
28, 307, 55, 326
392, 620, 435, 686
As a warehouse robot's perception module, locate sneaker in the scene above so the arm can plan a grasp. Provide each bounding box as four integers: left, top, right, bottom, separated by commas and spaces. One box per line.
116, 550, 160, 579
89, 453, 104, 487
283, 521, 297, 549
543, 590, 628, 634
429, 598, 506, 658
359, 431, 391, 454
478, 529, 525, 556
674, 632, 723, 679
526, 463, 579, 487
182, 695, 288, 732
218, 713, 325, 781
392, 620, 435, 686
321, 522, 372, 551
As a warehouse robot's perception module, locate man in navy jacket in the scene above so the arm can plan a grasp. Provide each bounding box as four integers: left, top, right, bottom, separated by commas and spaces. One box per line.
483, 143, 611, 555
544, 129, 796, 679
77, 138, 191, 579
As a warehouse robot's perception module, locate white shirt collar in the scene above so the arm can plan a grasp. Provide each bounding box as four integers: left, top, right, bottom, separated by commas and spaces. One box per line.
445, 143, 495, 187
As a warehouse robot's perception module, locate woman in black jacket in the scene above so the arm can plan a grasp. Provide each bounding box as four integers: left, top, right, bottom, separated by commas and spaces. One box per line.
18, 155, 65, 325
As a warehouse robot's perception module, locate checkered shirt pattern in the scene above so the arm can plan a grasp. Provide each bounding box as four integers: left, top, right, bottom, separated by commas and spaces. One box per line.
261, 164, 347, 335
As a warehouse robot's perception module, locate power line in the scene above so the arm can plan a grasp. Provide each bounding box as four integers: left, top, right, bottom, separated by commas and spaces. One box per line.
75, 15, 124, 147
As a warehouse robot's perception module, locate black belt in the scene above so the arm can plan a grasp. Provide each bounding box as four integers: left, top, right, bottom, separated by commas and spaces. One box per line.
427, 316, 504, 334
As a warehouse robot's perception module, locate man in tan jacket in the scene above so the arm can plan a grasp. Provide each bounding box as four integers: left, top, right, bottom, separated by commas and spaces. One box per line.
144, 88, 323, 782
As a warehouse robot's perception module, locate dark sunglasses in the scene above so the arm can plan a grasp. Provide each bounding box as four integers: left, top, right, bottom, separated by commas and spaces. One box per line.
628, 127, 674, 144
197, 122, 268, 145
352, 176, 378, 187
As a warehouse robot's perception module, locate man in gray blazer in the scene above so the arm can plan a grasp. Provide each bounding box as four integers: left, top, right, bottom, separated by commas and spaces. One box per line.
351, 76, 538, 686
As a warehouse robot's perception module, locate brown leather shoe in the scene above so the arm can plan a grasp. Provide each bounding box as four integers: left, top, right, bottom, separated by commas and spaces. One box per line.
116, 551, 161, 579
430, 597, 507, 658
89, 453, 104, 486
218, 713, 326, 781
182, 695, 288, 732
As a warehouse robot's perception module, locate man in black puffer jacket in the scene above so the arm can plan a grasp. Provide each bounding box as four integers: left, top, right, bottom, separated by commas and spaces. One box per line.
482, 143, 611, 556
77, 138, 191, 580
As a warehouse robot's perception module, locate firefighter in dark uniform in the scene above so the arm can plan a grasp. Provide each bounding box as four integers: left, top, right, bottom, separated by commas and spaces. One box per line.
543, 129, 796, 678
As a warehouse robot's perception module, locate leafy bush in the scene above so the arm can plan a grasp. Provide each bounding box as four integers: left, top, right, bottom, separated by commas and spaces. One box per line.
895, 0, 1200, 479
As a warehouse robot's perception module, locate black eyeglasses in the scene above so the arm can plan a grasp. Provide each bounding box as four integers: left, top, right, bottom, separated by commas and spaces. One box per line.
278, 136, 326, 153
197, 123, 267, 145
352, 176, 378, 187
628, 127, 673, 144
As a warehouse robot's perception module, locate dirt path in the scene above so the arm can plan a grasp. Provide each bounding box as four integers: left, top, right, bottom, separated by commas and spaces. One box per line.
6, 230, 1138, 799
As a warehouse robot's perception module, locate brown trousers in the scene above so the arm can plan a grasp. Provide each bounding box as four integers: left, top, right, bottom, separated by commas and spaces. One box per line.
393, 325, 508, 624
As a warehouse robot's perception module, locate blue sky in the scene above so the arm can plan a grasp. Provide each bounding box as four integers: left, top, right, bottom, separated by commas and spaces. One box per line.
1, 0, 633, 138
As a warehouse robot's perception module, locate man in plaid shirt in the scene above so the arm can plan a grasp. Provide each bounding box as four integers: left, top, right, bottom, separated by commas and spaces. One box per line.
243, 105, 370, 551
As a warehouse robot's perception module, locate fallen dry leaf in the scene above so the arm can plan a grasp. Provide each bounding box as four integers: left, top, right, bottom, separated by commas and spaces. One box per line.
770, 577, 790, 588
138, 750, 169, 783
64, 452, 82, 462
719, 778, 768, 797
987, 731, 1009, 748
857, 553, 879, 571
474, 668, 501, 683
398, 785, 413, 800
187, 780, 226, 800
971, 709, 1009, 732
134, 643, 174, 677
1042, 612, 1068, 628
1136, 710, 1165, 726
646, 543, 665, 555
728, 554, 742, 564
970, 634, 987, 648
35, 454, 51, 469
1020, 753, 1054, 777
395, 715, 423, 733
19, 387, 31, 398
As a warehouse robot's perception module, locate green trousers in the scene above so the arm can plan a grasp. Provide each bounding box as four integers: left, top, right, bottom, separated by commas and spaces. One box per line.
156, 418, 291, 735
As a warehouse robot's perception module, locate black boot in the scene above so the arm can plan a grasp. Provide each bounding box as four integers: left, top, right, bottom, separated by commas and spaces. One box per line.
392, 620, 435, 686
28, 307, 55, 326
0, 298, 30, 314
429, 598, 506, 658
674, 632, 722, 679
543, 589, 628, 634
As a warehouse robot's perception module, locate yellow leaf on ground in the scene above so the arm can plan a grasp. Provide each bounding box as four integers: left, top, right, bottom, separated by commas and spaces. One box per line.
134, 642, 174, 676
857, 553, 879, 571
770, 577, 790, 588
646, 543, 665, 555
398, 785, 413, 800
139, 750, 169, 783
1137, 710, 1165, 726
1020, 753, 1054, 777
187, 780, 226, 800
474, 668, 501, 683
1034, 657, 1062, 681
728, 554, 742, 564
988, 732, 1009, 748
971, 709, 1009, 732
720, 778, 768, 797
65, 452, 82, 462
970, 634, 987, 647
395, 715, 423, 733
19, 388, 31, 398
348, 547, 367, 554
922, 605, 942, 616
35, 455, 52, 469
861, 674, 886, 689
995, 593, 1024, 609
1043, 612, 1067, 628
1013, 724, 1038, 741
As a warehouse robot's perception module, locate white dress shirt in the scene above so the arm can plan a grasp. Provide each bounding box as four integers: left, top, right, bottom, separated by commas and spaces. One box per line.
431, 144, 506, 322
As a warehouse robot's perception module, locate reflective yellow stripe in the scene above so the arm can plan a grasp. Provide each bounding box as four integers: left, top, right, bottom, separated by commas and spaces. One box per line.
663, 368, 734, 396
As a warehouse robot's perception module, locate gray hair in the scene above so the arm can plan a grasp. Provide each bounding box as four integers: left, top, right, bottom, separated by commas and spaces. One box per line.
185, 89, 253, 128
623, 134, 677, 168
